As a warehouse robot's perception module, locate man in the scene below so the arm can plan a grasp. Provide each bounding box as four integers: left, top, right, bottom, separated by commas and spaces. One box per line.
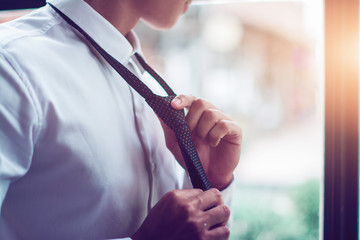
0, 0, 242, 239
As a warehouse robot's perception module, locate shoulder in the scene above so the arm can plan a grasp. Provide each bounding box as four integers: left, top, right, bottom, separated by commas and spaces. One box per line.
0, 4, 62, 50
0, 7, 59, 143
0, 4, 76, 86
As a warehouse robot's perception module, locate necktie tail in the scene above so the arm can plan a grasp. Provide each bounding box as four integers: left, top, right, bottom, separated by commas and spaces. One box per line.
50, 3, 211, 191
147, 95, 211, 190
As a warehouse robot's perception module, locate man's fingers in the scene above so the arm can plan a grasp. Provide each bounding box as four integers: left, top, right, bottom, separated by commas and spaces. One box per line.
195, 109, 231, 141
185, 98, 219, 131
164, 189, 203, 201
206, 226, 230, 240
208, 120, 242, 147
171, 94, 196, 110
172, 95, 227, 133
204, 204, 231, 229
190, 188, 224, 211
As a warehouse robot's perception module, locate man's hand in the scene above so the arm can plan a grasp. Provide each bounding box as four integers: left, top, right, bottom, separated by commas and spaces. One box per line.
161, 95, 242, 190
132, 188, 230, 240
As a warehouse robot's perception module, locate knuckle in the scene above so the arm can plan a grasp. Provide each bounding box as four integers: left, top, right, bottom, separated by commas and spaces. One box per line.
218, 120, 230, 132
193, 98, 207, 109
195, 188, 204, 194
206, 226, 230, 240
222, 205, 231, 217
203, 109, 217, 121
215, 227, 230, 240
210, 188, 222, 202
182, 204, 193, 216
223, 227, 230, 238
210, 187, 221, 195
193, 195, 203, 208
165, 190, 180, 201
175, 201, 193, 220
208, 129, 219, 143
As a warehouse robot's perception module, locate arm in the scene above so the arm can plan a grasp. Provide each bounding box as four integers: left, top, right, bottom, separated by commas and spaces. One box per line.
131, 94, 241, 240
0, 48, 40, 212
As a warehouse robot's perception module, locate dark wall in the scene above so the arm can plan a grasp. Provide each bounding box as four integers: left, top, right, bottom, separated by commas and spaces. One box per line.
0, 0, 46, 10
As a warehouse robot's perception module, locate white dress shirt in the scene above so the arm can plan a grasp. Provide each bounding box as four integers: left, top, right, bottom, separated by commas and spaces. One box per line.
0, 0, 233, 239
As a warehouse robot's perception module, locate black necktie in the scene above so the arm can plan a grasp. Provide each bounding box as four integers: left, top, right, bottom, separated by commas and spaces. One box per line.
49, 4, 211, 191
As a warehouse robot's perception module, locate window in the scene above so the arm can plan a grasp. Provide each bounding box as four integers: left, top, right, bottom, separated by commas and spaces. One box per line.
135, 0, 324, 239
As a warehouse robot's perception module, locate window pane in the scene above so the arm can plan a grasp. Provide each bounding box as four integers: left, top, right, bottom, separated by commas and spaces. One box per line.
135, 0, 324, 239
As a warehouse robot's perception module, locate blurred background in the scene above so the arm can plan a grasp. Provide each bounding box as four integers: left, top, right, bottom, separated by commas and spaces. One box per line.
0, 0, 324, 239
135, 0, 324, 239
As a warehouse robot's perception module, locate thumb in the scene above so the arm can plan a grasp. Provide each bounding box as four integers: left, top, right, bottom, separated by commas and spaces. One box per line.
171, 94, 197, 110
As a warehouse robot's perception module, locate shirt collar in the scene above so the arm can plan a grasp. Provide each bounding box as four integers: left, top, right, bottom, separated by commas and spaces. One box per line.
47, 0, 141, 64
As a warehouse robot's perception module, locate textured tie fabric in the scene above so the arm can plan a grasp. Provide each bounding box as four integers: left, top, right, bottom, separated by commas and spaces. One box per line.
50, 4, 211, 191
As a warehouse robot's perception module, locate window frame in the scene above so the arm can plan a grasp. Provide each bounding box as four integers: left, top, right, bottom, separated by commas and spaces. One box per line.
324, 0, 359, 239
0, 0, 46, 11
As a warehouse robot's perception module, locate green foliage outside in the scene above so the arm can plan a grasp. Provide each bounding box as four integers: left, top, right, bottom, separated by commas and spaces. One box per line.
230, 179, 320, 240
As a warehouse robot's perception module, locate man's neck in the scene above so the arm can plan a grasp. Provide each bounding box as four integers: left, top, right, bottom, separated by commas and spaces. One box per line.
84, 0, 140, 36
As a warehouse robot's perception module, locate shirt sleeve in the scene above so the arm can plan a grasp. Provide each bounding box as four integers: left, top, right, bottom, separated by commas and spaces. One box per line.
0, 48, 41, 213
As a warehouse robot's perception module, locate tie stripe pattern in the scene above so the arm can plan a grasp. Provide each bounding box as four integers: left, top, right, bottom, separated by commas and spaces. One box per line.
50, 3, 211, 191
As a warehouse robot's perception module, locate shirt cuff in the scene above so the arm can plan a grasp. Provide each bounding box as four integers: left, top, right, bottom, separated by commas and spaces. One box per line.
220, 175, 235, 208
220, 176, 235, 227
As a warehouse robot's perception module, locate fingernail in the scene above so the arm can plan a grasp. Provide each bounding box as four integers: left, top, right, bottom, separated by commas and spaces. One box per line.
172, 97, 182, 105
